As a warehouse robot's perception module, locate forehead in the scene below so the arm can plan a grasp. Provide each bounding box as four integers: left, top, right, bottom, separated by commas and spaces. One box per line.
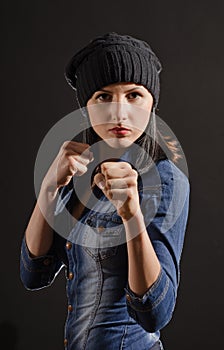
95, 82, 146, 93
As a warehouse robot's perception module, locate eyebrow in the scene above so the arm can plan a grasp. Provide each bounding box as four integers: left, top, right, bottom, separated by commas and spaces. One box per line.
96, 86, 145, 94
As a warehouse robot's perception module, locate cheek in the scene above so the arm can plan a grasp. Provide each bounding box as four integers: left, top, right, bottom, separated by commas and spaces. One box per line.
91, 124, 106, 137
87, 107, 108, 128
131, 111, 150, 133
88, 111, 98, 126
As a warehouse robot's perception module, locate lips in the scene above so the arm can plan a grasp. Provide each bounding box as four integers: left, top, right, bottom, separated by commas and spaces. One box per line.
109, 126, 131, 135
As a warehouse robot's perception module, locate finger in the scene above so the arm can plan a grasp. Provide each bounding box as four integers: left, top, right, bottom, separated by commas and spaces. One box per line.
69, 154, 92, 167
106, 178, 130, 189
107, 188, 130, 201
62, 141, 93, 160
101, 165, 136, 180
106, 178, 128, 189
71, 158, 88, 176
93, 173, 106, 190
101, 167, 128, 179
101, 161, 132, 171
81, 149, 94, 162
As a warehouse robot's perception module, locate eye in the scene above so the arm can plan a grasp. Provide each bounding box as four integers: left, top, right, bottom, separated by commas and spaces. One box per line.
95, 93, 112, 102
127, 91, 142, 100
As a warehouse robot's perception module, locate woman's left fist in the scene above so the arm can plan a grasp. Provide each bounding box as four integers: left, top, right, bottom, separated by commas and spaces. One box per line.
93, 161, 140, 220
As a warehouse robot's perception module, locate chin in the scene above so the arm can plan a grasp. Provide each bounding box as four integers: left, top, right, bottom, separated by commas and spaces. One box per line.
104, 138, 134, 149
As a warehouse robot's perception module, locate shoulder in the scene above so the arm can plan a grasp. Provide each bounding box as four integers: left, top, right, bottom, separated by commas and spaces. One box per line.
140, 158, 189, 190
158, 159, 188, 182
156, 159, 189, 188
156, 160, 190, 208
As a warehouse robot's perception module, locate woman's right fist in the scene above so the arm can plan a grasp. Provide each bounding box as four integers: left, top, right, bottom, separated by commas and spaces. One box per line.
42, 141, 94, 194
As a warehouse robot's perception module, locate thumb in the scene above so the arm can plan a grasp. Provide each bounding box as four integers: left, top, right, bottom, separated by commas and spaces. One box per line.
93, 173, 106, 190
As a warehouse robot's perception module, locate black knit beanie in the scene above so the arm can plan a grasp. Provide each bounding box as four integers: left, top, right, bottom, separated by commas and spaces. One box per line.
65, 32, 162, 108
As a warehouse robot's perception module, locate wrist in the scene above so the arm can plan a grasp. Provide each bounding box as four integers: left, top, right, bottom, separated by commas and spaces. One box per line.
40, 180, 59, 200
118, 199, 142, 220
38, 182, 59, 211
119, 202, 142, 221
122, 209, 146, 242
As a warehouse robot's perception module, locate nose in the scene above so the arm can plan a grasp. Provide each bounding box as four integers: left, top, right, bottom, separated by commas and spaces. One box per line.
110, 102, 128, 123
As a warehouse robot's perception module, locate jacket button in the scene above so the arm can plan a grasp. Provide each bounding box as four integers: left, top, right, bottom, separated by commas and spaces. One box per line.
126, 294, 131, 302
86, 219, 92, 225
66, 241, 72, 250
43, 258, 51, 266
68, 304, 73, 312
64, 338, 68, 346
68, 272, 74, 280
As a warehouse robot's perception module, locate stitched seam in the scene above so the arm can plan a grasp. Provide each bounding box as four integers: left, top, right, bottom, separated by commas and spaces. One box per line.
82, 256, 103, 350
130, 276, 170, 312
21, 253, 51, 273
119, 325, 128, 350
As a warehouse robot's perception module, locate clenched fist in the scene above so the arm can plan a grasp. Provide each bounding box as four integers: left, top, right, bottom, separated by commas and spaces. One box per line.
42, 141, 94, 196
93, 161, 140, 220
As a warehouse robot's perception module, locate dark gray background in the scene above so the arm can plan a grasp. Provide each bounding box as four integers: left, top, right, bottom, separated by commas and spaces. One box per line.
1, 0, 223, 349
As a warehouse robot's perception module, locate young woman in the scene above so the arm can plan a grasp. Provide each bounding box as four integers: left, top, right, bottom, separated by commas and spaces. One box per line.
20, 33, 190, 350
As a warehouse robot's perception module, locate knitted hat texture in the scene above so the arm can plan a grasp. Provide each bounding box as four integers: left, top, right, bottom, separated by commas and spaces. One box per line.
65, 32, 162, 107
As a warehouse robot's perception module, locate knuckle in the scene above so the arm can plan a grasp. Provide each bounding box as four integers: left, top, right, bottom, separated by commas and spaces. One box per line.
67, 165, 76, 175
121, 161, 132, 169
131, 169, 138, 177
117, 179, 125, 188
101, 163, 107, 171
107, 179, 112, 188
107, 189, 112, 199
81, 143, 90, 149
129, 177, 137, 186
77, 155, 87, 165
126, 188, 132, 198
62, 141, 70, 149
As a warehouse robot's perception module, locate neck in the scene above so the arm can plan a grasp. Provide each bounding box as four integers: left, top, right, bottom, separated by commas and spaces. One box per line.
94, 140, 127, 164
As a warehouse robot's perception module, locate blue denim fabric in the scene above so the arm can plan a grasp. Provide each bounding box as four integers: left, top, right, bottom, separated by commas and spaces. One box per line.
20, 158, 189, 350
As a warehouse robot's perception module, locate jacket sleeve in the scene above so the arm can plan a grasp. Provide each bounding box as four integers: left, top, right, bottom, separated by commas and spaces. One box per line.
20, 183, 73, 291
20, 232, 67, 290
125, 160, 190, 332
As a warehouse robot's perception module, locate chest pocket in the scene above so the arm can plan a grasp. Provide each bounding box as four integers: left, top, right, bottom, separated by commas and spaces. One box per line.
84, 245, 119, 261
82, 211, 124, 261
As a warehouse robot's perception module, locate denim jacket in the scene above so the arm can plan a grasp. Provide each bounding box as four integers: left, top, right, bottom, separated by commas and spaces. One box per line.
20, 156, 190, 350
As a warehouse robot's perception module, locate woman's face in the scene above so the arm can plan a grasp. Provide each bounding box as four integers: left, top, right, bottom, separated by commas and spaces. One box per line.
86, 82, 153, 148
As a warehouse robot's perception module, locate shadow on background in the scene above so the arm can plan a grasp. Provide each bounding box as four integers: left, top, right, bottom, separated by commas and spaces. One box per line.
0, 322, 18, 350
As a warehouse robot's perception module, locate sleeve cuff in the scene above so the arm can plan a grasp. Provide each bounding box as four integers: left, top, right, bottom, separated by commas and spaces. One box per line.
21, 237, 55, 273
124, 268, 170, 312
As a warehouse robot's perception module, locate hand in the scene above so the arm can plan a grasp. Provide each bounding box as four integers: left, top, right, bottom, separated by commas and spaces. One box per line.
42, 141, 94, 195
93, 161, 140, 220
